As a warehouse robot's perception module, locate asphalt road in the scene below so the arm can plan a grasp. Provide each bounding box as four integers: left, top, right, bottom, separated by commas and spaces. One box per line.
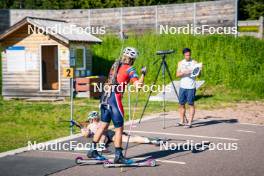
0, 113, 263, 176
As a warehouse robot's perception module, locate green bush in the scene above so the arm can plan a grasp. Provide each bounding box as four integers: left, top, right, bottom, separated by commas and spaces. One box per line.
0, 47, 2, 95
92, 34, 264, 98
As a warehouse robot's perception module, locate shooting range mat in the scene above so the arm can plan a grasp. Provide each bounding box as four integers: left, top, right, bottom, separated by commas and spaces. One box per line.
149, 80, 205, 102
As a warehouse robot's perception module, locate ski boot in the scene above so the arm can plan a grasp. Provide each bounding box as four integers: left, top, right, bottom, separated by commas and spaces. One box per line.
87, 148, 106, 161
149, 137, 167, 146
114, 148, 134, 164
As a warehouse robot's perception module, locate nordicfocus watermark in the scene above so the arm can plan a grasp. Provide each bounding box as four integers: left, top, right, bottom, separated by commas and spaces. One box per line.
27, 140, 238, 152
160, 24, 237, 35
27, 141, 105, 151
28, 24, 106, 35
160, 140, 238, 151
93, 82, 172, 93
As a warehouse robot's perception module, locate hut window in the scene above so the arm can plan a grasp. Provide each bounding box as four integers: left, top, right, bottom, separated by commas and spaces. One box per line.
6, 46, 26, 72
75, 47, 86, 70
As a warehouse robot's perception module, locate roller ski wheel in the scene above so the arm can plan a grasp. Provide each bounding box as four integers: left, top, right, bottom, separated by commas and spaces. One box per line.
149, 159, 156, 167
75, 156, 84, 164
103, 160, 113, 168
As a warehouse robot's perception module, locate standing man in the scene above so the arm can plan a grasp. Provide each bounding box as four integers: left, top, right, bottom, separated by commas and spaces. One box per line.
176, 48, 199, 128
87, 47, 145, 164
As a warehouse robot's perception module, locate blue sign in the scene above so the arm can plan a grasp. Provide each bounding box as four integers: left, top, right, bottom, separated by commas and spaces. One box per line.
7, 46, 25, 50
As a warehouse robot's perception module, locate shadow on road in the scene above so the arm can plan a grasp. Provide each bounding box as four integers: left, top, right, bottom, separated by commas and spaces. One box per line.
131, 142, 210, 162
195, 94, 213, 101
192, 118, 238, 128
165, 118, 238, 129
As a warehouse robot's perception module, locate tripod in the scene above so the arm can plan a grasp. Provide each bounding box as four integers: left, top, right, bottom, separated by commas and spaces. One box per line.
138, 50, 188, 129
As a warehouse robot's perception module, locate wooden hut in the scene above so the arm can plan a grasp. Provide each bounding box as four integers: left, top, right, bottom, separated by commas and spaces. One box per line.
0, 17, 102, 100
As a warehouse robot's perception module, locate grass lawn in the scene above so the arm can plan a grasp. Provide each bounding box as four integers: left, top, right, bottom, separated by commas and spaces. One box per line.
0, 85, 262, 153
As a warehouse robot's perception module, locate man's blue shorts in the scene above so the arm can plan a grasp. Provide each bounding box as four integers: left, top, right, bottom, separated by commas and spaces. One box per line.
100, 92, 124, 128
179, 88, 196, 105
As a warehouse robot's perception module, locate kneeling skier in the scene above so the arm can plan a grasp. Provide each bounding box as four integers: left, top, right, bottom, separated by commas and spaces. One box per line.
81, 111, 166, 147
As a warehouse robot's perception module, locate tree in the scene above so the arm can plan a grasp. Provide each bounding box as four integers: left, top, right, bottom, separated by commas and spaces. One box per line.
239, 0, 264, 20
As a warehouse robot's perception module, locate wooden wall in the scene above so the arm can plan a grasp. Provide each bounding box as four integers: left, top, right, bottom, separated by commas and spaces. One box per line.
0, 0, 237, 35
1, 24, 71, 98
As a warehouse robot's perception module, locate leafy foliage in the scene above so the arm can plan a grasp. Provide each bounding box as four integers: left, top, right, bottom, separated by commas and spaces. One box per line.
239, 0, 264, 20
92, 33, 264, 97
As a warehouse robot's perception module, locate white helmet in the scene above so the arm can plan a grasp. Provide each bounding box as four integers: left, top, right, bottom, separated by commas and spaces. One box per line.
123, 47, 138, 59
87, 111, 99, 120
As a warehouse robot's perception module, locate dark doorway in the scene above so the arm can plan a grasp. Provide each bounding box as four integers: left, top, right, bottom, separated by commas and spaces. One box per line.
41, 45, 59, 90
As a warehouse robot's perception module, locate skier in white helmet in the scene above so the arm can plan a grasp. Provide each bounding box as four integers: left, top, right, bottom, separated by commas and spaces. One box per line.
87, 47, 146, 164
81, 111, 167, 150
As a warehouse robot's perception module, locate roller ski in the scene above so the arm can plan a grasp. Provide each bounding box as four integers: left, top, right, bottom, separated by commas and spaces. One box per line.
103, 158, 156, 168
76, 148, 108, 165
104, 147, 156, 168
75, 156, 108, 165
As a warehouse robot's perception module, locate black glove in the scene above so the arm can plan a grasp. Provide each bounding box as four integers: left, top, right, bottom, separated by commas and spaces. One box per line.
141, 66, 147, 76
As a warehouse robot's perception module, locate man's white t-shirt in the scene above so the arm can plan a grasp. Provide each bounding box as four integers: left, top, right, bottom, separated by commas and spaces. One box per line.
177, 59, 197, 89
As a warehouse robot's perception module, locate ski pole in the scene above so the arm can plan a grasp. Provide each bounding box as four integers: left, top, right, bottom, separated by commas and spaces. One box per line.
121, 85, 139, 173
124, 66, 146, 157
124, 87, 140, 157
59, 119, 83, 129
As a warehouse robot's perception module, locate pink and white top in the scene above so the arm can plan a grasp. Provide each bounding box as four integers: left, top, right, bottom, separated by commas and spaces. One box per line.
88, 122, 101, 135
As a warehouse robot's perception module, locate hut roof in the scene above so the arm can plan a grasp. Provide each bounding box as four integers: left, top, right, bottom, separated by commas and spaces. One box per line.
0, 16, 102, 44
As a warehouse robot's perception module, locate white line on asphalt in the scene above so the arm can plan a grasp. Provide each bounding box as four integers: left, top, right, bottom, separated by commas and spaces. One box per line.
236, 130, 256, 133
156, 160, 186, 164
126, 130, 240, 141
239, 123, 264, 127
